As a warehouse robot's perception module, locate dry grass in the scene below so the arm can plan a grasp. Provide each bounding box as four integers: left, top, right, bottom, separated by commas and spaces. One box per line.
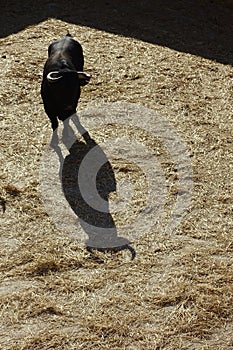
1, 2, 233, 349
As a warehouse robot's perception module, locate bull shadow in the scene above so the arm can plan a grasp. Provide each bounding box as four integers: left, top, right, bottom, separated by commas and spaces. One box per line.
50, 115, 136, 260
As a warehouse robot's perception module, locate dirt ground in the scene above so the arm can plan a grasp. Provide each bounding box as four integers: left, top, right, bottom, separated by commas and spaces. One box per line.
0, 1, 233, 349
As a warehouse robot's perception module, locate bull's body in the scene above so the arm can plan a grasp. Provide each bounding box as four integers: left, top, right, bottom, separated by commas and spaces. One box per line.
41, 35, 90, 130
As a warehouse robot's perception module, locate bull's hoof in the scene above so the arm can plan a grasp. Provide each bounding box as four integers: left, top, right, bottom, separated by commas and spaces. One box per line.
86, 244, 136, 260
83, 132, 96, 146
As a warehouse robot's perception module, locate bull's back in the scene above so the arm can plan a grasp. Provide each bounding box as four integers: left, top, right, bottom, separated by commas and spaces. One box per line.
48, 36, 84, 71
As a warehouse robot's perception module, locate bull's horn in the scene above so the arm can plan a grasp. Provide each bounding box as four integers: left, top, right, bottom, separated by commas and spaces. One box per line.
47, 71, 62, 82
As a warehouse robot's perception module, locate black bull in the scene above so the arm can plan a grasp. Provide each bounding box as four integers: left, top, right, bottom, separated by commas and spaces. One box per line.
41, 35, 91, 131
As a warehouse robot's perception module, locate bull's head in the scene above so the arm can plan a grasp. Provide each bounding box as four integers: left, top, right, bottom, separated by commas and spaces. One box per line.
47, 71, 91, 86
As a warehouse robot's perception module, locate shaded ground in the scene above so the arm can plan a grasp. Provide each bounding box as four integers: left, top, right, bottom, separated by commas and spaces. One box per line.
0, 1, 233, 349
1, 0, 233, 65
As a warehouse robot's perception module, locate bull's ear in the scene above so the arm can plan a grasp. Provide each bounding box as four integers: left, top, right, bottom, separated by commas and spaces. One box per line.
48, 43, 52, 57
77, 72, 91, 86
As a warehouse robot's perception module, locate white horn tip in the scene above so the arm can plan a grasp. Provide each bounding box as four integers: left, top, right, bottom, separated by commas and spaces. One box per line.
47, 71, 62, 81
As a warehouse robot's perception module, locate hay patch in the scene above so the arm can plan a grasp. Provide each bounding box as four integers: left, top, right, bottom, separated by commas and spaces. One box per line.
0, 6, 233, 350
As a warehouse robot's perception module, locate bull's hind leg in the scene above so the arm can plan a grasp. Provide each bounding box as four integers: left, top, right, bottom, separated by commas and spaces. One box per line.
71, 114, 95, 145
41, 97, 59, 131
48, 116, 59, 147
50, 117, 58, 131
